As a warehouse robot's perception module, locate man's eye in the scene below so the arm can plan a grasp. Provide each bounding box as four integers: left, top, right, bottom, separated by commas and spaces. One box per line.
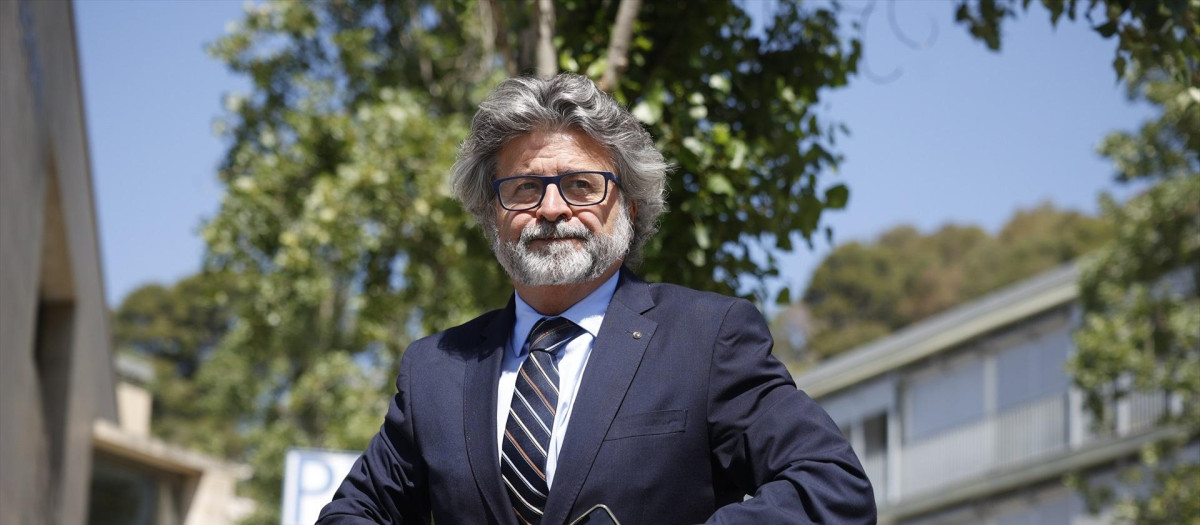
515, 181, 541, 191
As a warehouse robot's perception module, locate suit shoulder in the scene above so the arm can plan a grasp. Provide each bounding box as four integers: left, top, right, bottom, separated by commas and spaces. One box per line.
404, 307, 507, 361
644, 281, 751, 311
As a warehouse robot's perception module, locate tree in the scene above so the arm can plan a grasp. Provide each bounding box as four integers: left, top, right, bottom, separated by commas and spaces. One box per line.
201, 1, 861, 521
112, 274, 244, 456
953, 0, 1198, 86
1067, 70, 1199, 523
797, 204, 1112, 360
770, 303, 819, 370
966, 203, 1118, 297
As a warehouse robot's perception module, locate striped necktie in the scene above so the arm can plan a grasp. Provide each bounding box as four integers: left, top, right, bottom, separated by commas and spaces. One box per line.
501, 316, 585, 525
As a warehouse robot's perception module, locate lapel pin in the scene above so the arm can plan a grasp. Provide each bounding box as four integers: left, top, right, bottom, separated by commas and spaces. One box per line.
632, 331, 642, 339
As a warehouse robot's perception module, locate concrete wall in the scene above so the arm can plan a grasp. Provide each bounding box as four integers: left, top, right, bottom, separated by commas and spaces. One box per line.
92, 415, 256, 525
1, 1, 117, 524
116, 382, 153, 438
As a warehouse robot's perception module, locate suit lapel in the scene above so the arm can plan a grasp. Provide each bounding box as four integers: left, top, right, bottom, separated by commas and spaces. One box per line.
542, 270, 657, 524
463, 299, 516, 525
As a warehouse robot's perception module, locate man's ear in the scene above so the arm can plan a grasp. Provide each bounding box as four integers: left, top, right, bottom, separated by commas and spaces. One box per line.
629, 200, 638, 222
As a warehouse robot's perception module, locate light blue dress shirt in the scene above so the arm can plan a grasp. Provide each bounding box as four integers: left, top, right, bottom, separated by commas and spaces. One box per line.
496, 271, 620, 488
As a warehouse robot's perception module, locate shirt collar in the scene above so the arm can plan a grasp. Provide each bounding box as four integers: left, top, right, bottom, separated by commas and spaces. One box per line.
510, 271, 620, 358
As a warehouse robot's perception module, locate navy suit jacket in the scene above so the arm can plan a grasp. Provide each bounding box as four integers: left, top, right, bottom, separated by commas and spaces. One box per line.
319, 269, 875, 524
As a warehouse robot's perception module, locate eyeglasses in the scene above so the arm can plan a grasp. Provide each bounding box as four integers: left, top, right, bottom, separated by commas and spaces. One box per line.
492, 171, 620, 212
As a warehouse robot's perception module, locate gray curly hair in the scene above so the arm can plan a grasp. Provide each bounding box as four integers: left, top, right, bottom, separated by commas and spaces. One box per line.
450, 73, 669, 267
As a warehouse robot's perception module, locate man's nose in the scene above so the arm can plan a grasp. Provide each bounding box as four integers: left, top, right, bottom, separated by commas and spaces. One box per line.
536, 182, 573, 222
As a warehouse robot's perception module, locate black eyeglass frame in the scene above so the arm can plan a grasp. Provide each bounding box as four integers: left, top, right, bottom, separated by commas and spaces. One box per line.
491, 171, 621, 212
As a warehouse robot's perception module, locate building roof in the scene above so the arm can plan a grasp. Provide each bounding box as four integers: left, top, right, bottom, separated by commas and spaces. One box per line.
794, 263, 1080, 398
115, 352, 155, 384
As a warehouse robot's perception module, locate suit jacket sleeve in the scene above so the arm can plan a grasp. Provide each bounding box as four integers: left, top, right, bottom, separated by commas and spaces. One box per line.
318, 345, 430, 524
705, 299, 876, 524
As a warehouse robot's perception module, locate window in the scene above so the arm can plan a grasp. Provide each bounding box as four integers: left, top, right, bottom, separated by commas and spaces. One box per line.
88, 452, 184, 525
904, 355, 985, 442
995, 328, 1071, 411
863, 413, 887, 459
862, 413, 888, 502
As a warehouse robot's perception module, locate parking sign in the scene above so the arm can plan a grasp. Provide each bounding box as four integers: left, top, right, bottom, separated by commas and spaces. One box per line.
281, 448, 360, 525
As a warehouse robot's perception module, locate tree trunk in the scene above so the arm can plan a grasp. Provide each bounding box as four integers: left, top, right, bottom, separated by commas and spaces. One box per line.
598, 0, 642, 92
535, 0, 558, 78
480, 0, 517, 76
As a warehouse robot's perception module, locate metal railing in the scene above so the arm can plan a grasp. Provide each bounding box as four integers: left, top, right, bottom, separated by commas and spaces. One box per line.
993, 394, 1069, 468
862, 452, 887, 504
893, 389, 1167, 501
901, 412, 992, 497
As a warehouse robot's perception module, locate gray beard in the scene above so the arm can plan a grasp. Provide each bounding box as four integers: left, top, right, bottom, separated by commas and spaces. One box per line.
492, 206, 633, 287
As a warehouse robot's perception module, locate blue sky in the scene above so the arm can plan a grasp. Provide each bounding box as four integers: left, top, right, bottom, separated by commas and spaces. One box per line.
74, 0, 1154, 307
772, 0, 1154, 296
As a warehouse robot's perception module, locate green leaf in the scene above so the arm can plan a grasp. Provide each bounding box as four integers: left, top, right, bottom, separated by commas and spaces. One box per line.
712, 123, 731, 145
707, 175, 735, 195
693, 222, 711, 249
708, 74, 730, 93
955, 3, 970, 23
1048, 0, 1065, 26
824, 184, 849, 209
584, 57, 606, 78
729, 140, 747, 170
1095, 20, 1119, 38
631, 98, 663, 124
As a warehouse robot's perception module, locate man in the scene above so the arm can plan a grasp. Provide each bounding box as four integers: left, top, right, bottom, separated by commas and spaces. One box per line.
319, 73, 875, 524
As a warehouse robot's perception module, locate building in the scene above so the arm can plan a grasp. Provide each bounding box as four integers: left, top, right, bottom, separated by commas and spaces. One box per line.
2, 2, 252, 523
89, 354, 254, 525
2, 0, 119, 522
795, 263, 1186, 524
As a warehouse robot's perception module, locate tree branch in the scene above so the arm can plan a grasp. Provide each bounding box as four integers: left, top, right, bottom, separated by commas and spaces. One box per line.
478, 0, 495, 69
598, 0, 642, 92
535, 0, 558, 78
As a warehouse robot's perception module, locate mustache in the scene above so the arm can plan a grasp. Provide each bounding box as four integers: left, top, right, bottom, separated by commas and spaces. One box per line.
519, 220, 592, 243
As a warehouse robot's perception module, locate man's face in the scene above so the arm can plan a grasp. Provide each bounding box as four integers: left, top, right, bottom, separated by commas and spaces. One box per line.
491, 129, 634, 286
